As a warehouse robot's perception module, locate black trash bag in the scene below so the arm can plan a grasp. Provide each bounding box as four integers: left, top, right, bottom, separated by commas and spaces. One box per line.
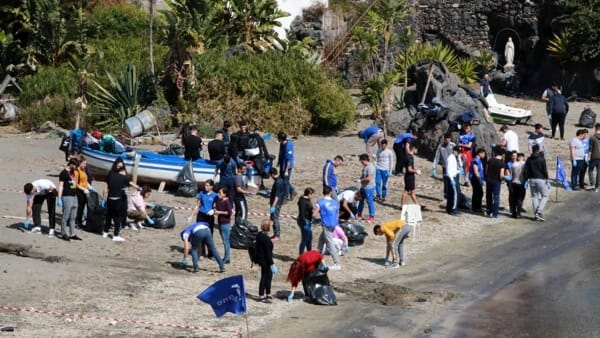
158, 144, 185, 156
86, 191, 106, 233
302, 263, 337, 305
147, 205, 176, 229
339, 221, 369, 247
230, 219, 259, 249
459, 192, 471, 210
176, 161, 198, 197
578, 108, 596, 128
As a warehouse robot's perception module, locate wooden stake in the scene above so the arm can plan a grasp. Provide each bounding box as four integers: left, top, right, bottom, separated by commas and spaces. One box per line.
132, 153, 142, 185
420, 63, 435, 105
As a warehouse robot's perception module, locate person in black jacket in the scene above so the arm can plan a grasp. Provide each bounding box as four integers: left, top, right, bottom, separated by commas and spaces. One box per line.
524, 144, 550, 221
256, 219, 277, 303
297, 187, 315, 255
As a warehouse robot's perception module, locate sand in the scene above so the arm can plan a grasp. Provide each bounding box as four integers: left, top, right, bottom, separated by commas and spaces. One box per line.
0, 94, 598, 337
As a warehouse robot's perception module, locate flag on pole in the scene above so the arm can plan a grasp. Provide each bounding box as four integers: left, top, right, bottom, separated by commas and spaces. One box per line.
556, 156, 572, 191
198, 275, 247, 318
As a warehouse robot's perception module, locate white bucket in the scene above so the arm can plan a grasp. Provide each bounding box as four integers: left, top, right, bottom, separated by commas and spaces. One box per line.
0, 102, 17, 121
124, 110, 157, 137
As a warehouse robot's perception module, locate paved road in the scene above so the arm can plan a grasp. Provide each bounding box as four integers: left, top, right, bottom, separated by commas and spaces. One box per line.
260, 193, 600, 338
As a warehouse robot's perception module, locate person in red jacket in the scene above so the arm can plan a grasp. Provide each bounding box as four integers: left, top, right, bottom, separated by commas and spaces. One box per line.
286, 250, 324, 302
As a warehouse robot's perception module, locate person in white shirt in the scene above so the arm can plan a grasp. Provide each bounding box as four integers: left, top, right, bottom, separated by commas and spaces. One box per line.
127, 185, 155, 229
375, 139, 394, 202
444, 146, 462, 215
23, 179, 57, 234
499, 125, 519, 162
337, 189, 363, 221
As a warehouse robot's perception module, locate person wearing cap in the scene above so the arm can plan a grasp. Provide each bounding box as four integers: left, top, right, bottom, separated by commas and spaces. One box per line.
358, 125, 385, 159
277, 131, 297, 201
58, 158, 81, 241
499, 125, 519, 163
373, 220, 411, 268
23, 179, 57, 234
445, 145, 462, 215
182, 124, 203, 161
527, 123, 546, 154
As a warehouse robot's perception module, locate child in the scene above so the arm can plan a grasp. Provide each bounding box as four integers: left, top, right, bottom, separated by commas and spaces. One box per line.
373, 220, 412, 268
375, 139, 394, 202
256, 219, 277, 303
214, 187, 233, 263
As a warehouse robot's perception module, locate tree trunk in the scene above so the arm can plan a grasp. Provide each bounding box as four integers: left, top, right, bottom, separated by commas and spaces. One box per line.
149, 0, 155, 78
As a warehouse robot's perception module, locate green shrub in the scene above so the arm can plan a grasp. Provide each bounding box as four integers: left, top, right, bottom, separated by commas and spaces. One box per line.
89, 3, 150, 38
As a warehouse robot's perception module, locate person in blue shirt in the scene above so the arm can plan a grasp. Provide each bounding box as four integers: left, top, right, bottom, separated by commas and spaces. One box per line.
358, 125, 384, 158
393, 129, 416, 175
269, 168, 286, 241
180, 221, 225, 273
469, 148, 486, 213
277, 132, 297, 201
313, 186, 341, 270
214, 154, 237, 199
459, 123, 476, 186
188, 180, 218, 258
322, 155, 343, 200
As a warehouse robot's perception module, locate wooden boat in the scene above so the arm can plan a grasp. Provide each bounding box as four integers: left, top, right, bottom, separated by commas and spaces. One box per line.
81, 146, 218, 185
486, 94, 532, 125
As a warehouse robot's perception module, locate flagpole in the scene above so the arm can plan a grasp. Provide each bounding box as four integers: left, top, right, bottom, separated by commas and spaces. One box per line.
245, 313, 250, 338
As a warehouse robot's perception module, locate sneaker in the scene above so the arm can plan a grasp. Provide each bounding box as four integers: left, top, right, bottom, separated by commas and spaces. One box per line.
130, 223, 138, 231
123, 225, 131, 230
400, 261, 406, 266
535, 213, 545, 222
384, 260, 391, 267
330, 264, 341, 270
70, 235, 83, 241
62, 234, 71, 242
387, 263, 400, 269
48, 229, 55, 238
595, 188, 599, 192
30, 226, 42, 234
102, 232, 109, 238
219, 268, 226, 273
367, 216, 375, 223
356, 214, 362, 220
247, 181, 259, 188
136, 222, 145, 229
112, 236, 126, 242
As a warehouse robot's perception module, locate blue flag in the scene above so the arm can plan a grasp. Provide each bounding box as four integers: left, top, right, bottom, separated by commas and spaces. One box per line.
198, 275, 247, 318
556, 156, 572, 191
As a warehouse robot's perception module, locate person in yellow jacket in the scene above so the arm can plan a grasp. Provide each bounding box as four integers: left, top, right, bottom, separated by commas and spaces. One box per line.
373, 220, 412, 268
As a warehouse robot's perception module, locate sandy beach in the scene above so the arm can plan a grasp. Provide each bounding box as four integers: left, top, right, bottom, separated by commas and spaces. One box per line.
0, 94, 598, 337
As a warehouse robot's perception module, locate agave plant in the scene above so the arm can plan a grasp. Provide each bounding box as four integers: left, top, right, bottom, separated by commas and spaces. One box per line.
475, 49, 496, 74
547, 29, 576, 64
89, 63, 142, 132
455, 58, 478, 84
395, 41, 460, 84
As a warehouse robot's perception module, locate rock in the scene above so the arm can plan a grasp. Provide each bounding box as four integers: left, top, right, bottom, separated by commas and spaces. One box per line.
387, 61, 499, 158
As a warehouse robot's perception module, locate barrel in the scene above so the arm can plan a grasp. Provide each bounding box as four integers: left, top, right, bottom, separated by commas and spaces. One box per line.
123, 110, 157, 137
0, 102, 17, 121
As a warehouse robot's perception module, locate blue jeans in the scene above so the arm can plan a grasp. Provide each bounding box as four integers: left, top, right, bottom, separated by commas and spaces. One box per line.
190, 228, 225, 271
270, 205, 281, 237
485, 181, 502, 218
375, 169, 390, 198
358, 187, 375, 217
571, 159, 584, 188
283, 169, 296, 198
218, 223, 231, 262
297, 219, 312, 254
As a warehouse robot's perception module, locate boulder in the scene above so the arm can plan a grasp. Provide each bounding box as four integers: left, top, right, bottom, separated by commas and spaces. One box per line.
387, 61, 500, 159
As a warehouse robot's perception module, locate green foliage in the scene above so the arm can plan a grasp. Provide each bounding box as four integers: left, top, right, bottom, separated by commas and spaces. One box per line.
190, 49, 354, 134
395, 41, 460, 84
88, 63, 142, 133
89, 3, 149, 38
361, 72, 399, 120
563, 0, 600, 62
474, 49, 496, 74
547, 29, 576, 64
455, 58, 477, 84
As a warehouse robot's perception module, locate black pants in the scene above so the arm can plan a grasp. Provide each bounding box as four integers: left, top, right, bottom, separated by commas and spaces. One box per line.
508, 182, 526, 217
196, 212, 215, 257
550, 113, 566, 139
258, 262, 273, 297
579, 160, 589, 188
470, 178, 484, 212
32, 192, 56, 230
393, 143, 405, 174
445, 176, 461, 214
338, 202, 357, 220
234, 197, 248, 222
76, 189, 87, 227
104, 198, 126, 236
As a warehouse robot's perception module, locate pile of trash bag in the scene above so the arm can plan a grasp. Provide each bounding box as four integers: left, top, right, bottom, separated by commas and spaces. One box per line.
230, 219, 259, 249
302, 263, 337, 305
339, 221, 369, 246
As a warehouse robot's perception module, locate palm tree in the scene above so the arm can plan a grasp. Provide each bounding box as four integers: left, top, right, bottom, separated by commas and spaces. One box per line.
374, 0, 409, 72
361, 71, 399, 135
226, 0, 289, 50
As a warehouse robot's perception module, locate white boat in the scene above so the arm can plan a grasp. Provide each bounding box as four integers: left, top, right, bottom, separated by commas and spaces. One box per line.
81, 146, 218, 186
486, 94, 532, 125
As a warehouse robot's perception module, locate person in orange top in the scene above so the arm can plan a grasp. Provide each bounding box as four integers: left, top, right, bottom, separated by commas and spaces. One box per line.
74, 155, 92, 229
373, 220, 412, 268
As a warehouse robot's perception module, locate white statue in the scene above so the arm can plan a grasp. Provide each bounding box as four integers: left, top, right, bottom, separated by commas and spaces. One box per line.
504, 37, 515, 67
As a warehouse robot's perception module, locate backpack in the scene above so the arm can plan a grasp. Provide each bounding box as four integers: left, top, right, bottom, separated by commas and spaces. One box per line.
248, 240, 258, 267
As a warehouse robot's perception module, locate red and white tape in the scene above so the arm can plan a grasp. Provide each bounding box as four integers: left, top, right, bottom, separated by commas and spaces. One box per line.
0, 304, 241, 336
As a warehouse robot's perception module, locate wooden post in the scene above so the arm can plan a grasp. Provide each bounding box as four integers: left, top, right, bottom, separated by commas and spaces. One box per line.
132, 153, 142, 185
420, 63, 435, 105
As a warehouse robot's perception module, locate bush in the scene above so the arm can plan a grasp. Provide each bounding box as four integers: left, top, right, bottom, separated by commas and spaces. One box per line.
188, 49, 355, 135
89, 3, 150, 38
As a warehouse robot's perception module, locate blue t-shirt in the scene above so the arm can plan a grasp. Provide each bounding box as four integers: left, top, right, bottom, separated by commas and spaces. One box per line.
394, 132, 414, 145
469, 157, 485, 181
217, 160, 237, 179
180, 222, 209, 240
317, 197, 339, 229
459, 132, 476, 154
359, 126, 382, 142
278, 140, 295, 171
197, 190, 218, 214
